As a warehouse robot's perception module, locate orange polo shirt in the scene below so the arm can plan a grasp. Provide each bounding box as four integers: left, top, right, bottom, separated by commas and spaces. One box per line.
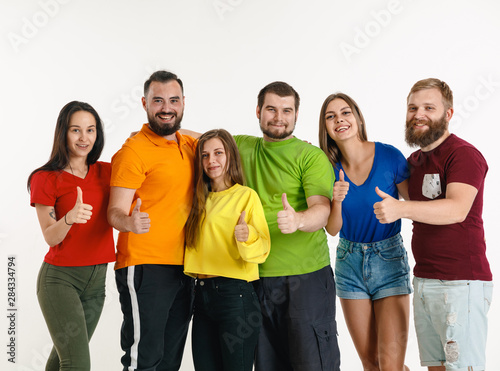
111, 124, 196, 269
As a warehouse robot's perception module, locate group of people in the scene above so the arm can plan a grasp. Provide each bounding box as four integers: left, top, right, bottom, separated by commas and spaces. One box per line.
28, 70, 492, 371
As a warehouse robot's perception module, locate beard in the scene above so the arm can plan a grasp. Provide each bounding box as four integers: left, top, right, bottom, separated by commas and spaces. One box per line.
147, 111, 183, 137
405, 113, 448, 148
260, 121, 295, 140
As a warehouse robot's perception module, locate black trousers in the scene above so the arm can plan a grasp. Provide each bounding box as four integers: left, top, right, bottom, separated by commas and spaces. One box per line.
254, 265, 341, 371
115, 264, 194, 371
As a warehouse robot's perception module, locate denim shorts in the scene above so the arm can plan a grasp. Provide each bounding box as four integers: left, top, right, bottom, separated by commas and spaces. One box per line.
335, 233, 412, 300
413, 277, 493, 370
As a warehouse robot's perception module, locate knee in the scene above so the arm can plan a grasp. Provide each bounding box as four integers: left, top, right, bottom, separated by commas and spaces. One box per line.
444, 340, 459, 363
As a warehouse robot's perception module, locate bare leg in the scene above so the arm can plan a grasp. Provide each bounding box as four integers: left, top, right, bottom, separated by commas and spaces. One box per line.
373, 294, 410, 371
340, 298, 379, 371
428, 367, 445, 371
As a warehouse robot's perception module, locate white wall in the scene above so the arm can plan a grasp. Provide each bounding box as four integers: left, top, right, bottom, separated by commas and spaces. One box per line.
1, 0, 499, 369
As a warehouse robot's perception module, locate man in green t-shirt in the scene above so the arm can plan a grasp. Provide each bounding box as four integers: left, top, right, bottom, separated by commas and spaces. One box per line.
234, 81, 340, 371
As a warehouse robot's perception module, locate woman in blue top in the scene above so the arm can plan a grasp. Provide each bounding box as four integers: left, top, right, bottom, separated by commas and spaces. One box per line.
319, 93, 412, 371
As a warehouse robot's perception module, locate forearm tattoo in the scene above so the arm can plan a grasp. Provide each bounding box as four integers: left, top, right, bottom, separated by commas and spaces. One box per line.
49, 208, 56, 221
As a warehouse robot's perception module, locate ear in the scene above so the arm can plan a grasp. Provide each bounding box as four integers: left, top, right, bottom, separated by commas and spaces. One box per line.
141, 96, 147, 111
256, 105, 261, 120
445, 107, 454, 122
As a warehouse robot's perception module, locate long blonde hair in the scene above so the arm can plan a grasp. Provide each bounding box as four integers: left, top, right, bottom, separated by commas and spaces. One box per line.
185, 129, 245, 247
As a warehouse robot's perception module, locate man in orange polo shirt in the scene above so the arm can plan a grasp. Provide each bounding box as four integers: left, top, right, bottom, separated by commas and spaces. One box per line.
108, 70, 196, 371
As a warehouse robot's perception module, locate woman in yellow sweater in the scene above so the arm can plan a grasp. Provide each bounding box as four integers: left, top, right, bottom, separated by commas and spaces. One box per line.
184, 128, 270, 371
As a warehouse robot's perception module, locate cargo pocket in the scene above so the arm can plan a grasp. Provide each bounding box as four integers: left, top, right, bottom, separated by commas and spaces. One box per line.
313, 318, 340, 370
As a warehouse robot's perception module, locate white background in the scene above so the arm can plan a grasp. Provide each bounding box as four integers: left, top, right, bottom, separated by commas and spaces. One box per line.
1, 0, 499, 370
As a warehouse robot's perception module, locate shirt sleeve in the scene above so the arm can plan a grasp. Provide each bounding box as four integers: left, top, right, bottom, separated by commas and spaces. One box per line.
302, 147, 334, 200
446, 145, 488, 190
236, 190, 271, 264
30, 171, 57, 207
110, 146, 146, 189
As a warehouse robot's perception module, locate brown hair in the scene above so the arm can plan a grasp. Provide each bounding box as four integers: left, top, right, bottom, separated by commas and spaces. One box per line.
407, 78, 453, 109
185, 129, 245, 247
27, 101, 105, 192
318, 93, 367, 167
257, 81, 300, 112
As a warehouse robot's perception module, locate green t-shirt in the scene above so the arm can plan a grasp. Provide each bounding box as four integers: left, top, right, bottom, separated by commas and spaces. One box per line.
234, 135, 334, 277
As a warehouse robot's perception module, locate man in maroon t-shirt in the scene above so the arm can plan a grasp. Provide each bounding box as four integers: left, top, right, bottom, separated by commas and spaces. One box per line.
373, 78, 492, 371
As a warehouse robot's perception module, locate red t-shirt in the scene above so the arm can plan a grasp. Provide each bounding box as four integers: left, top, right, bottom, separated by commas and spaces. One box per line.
30, 161, 115, 266
408, 134, 492, 281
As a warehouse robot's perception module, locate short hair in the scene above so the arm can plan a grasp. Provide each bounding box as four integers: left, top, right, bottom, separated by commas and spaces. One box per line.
144, 70, 183, 97
318, 93, 367, 167
257, 81, 300, 112
407, 78, 453, 109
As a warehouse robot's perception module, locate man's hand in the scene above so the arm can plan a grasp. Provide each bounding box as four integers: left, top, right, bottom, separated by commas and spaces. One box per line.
129, 198, 150, 234
333, 169, 349, 202
277, 193, 300, 234
66, 187, 93, 224
234, 211, 249, 242
373, 187, 402, 224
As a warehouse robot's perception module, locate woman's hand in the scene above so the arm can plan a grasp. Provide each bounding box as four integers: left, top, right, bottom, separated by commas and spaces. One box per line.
65, 186, 93, 224
234, 211, 249, 242
333, 169, 349, 202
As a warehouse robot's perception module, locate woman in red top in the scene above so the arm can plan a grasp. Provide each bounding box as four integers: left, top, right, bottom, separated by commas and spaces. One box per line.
27, 101, 115, 371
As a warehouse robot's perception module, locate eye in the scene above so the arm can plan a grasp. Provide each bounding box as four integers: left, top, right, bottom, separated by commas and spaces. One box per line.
170, 99, 179, 103
215, 151, 224, 155
325, 114, 335, 120
153, 99, 162, 103
426, 106, 434, 110
201, 153, 208, 158
342, 110, 351, 115
408, 107, 416, 112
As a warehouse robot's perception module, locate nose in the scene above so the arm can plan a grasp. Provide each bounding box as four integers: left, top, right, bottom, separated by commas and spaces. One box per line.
414, 107, 427, 119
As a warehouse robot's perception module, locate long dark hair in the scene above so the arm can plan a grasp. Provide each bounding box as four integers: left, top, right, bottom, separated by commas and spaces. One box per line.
185, 129, 244, 248
27, 101, 105, 192
318, 93, 367, 168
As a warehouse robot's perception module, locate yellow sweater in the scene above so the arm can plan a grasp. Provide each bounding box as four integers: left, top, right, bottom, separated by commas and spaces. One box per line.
184, 184, 270, 282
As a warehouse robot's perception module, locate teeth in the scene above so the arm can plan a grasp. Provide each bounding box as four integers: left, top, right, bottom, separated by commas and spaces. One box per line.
336, 126, 349, 132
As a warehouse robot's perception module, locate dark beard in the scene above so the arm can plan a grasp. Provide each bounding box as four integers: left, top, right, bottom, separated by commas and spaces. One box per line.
260, 122, 294, 140
148, 112, 183, 136
405, 114, 448, 148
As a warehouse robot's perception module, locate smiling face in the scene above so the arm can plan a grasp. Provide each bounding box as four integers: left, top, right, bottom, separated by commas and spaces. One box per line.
405, 88, 453, 150
142, 80, 185, 138
202, 137, 229, 191
324, 98, 360, 142
257, 93, 298, 142
66, 110, 97, 160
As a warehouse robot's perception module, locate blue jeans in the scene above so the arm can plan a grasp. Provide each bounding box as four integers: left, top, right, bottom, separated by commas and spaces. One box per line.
335, 233, 412, 300
413, 277, 493, 370
191, 277, 261, 371
37, 262, 107, 371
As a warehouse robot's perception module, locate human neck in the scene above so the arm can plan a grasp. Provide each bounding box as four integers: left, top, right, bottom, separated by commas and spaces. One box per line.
337, 139, 372, 167
211, 179, 231, 192
66, 157, 88, 178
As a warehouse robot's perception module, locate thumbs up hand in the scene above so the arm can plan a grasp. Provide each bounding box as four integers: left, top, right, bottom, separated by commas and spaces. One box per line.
333, 169, 349, 202
277, 193, 299, 234
373, 187, 400, 224
129, 198, 151, 234
65, 186, 93, 225
234, 211, 249, 242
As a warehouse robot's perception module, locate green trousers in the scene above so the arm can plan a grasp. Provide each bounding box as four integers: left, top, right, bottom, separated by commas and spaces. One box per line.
37, 262, 107, 371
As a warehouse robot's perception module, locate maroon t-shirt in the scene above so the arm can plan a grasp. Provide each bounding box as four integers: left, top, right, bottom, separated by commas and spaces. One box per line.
408, 134, 492, 281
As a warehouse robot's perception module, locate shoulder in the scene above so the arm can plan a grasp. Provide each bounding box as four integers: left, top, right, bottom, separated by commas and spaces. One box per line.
234, 135, 261, 147
376, 142, 404, 156
441, 135, 487, 165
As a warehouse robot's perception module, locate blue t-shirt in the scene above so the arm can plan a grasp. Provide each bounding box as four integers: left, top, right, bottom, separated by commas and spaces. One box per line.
336, 142, 409, 243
